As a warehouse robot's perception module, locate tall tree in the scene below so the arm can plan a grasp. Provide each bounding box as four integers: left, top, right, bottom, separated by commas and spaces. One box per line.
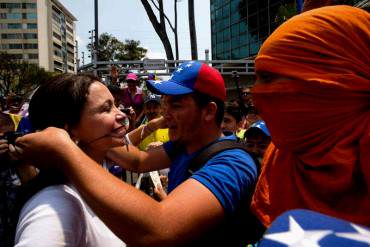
140, 0, 175, 60
188, 0, 198, 60
0, 52, 55, 97
275, 3, 298, 25
88, 33, 147, 61
117, 40, 147, 61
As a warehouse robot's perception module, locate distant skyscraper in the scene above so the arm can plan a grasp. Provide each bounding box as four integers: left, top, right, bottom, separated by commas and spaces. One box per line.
0, 0, 77, 73
210, 0, 295, 60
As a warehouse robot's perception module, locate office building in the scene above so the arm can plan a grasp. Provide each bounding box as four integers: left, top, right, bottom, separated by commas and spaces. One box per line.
0, 0, 77, 73
211, 0, 295, 60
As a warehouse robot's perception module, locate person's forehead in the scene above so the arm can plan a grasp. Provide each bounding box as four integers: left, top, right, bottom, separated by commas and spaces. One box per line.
224, 112, 236, 121
164, 94, 193, 103
145, 101, 161, 107
87, 82, 112, 102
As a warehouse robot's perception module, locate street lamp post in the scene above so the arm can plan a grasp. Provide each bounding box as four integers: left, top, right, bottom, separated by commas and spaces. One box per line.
94, 0, 99, 50
88, 29, 97, 75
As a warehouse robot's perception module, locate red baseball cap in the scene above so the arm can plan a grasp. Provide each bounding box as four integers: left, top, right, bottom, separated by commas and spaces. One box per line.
146, 61, 226, 101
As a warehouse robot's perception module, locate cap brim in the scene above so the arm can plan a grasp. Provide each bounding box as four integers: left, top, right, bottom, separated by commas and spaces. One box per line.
246, 126, 270, 137
146, 80, 193, 96
144, 99, 161, 104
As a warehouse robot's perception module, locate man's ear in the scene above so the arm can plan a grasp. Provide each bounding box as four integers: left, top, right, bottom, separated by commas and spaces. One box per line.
203, 102, 217, 122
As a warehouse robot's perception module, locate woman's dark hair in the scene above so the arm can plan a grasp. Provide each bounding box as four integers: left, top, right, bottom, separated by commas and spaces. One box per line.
10, 74, 102, 245
192, 91, 225, 127
29, 73, 100, 130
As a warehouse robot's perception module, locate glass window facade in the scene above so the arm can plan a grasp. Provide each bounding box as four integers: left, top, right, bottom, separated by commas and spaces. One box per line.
0, 13, 22, 19
0, 2, 36, 8
23, 43, 38, 49
7, 23, 22, 29
23, 13, 37, 19
211, 0, 295, 59
27, 23, 37, 29
0, 3, 21, 8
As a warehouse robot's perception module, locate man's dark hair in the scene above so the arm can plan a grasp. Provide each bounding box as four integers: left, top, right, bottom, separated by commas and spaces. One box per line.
29, 73, 100, 130
191, 91, 225, 127
225, 103, 243, 123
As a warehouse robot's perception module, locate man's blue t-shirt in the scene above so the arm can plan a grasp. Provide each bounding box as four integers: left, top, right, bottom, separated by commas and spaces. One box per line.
163, 135, 257, 214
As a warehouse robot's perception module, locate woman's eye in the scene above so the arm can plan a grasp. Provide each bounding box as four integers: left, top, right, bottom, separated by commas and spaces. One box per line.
102, 102, 113, 112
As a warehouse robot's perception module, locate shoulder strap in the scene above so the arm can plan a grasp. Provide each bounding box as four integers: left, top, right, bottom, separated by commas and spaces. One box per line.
187, 139, 260, 176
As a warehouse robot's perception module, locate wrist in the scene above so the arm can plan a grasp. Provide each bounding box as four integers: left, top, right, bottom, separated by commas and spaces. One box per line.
148, 116, 163, 131
145, 123, 155, 133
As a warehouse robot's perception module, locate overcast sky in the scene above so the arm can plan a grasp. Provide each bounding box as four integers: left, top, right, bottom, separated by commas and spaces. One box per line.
59, 0, 211, 63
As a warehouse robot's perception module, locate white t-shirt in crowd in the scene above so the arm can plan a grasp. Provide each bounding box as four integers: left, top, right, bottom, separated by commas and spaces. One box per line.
14, 184, 126, 247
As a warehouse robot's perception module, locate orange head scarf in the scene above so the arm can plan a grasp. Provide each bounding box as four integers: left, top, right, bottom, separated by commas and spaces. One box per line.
251, 6, 370, 227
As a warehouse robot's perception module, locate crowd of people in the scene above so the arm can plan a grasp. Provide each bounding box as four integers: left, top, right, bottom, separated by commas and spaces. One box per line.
0, 4, 369, 247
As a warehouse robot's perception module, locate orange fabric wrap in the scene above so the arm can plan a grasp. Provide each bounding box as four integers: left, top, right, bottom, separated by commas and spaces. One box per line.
251, 6, 370, 227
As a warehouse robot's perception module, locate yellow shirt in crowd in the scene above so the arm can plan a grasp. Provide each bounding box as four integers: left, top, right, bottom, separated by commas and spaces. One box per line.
138, 128, 169, 151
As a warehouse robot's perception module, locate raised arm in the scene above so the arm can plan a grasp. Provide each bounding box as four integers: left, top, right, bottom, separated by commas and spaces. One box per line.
107, 144, 170, 173
107, 116, 171, 172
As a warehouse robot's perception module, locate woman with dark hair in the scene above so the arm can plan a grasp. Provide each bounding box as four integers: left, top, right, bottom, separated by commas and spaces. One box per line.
14, 74, 127, 246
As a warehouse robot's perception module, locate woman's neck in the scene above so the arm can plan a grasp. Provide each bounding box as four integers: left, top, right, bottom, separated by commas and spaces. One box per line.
128, 87, 137, 95
81, 146, 106, 165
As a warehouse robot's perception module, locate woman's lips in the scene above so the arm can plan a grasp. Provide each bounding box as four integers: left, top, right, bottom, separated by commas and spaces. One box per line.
110, 125, 127, 137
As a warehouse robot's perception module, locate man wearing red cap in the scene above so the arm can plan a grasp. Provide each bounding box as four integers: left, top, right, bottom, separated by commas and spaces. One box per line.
15, 62, 262, 246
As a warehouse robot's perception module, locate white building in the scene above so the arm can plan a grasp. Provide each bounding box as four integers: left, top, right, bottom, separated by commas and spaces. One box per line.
0, 0, 77, 73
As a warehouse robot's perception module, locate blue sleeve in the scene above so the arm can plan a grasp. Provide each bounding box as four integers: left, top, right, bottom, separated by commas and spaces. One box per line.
163, 141, 173, 153
191, 149, 257, 214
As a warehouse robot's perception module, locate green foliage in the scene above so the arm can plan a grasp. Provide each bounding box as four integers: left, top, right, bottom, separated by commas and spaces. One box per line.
0, 52, 56, 97
116, 39, 147, 61
275, 3, 298, 25
88, 33, 147, 61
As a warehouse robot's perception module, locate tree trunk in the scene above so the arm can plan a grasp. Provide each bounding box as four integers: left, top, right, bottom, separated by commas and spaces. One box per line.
140, 0, 174, 60
188, 0, 198, 60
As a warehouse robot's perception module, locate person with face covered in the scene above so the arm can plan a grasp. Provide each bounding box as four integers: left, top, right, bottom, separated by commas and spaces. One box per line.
251, 6, 370, 228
